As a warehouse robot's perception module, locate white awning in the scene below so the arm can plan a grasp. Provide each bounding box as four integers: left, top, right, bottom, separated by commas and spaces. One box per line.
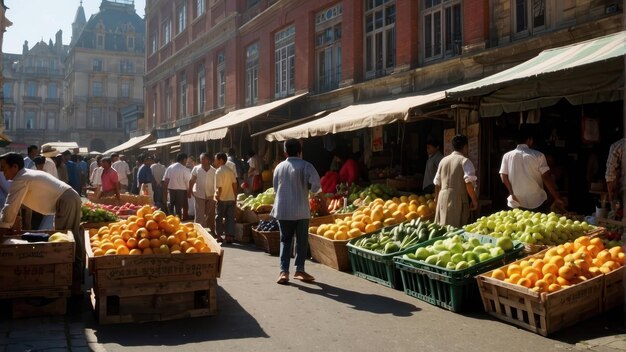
140, 135, 180, 149
104, 134, 154, 154
180, 93, 307, 143
447, 31, 626, 116
41, 142, 80, 153
265, 90, 446, 142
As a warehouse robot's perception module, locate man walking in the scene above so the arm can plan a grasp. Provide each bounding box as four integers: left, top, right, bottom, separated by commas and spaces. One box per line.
214, 152, 237, 243
272, 139, 322, 284
111, 153, 131, 193
500, 127, 564, 211
188, 153, 216, 233
163, 153, 191, 218
151, 158, 166, 208
136, 155, 157, 198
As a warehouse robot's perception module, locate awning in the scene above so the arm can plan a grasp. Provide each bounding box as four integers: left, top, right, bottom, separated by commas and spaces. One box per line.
250, 110, 332, 138
104, 133, 154, 154
180, 93, 307, 143
265, 90, 447, 142
140, 135, 180, 149
41, 141, 79, 152
447, 31, 626, 116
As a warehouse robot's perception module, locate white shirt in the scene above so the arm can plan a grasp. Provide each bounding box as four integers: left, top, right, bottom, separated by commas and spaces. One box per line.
43, 158, 58, 178
112, 160, 130, 186
151, 163, 166, 185
248, 155, 262, 176
433, 151, 477, 185
91, 166, 103, 186
0, 168, 73, 227
24, 156, 35, 170
215, 165, 237, 201
225, 160, 238, 178
499, 144, 550, 209
163, 162, 191, 190
191, 165, 216, 199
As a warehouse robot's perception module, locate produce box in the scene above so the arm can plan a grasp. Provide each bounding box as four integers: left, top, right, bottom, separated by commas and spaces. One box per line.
602, 265, 624, 312
386, 177, 421, 192
251, 228, 280, 255
476, 248, 606, 336
234, 223, 253, 243
393, 233, 523, 312
85, 224, 223, 324
0, 230, 74, 318
308, 233, 350, 271
346, 220, 452, 289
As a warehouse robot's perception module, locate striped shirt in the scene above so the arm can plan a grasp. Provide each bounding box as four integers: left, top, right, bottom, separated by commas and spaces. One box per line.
270, 157, 321, 221
605, 138, 624, 183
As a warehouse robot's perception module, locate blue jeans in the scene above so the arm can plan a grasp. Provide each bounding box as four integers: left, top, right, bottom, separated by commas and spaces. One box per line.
278, 219, 309, 273
215, 200, 235, 237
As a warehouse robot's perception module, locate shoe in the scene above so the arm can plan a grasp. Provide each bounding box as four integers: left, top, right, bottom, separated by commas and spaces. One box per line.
276, 271, 289, 284
293, 271, 315, 282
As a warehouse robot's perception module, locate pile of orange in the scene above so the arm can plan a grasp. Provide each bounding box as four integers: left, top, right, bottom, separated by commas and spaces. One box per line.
491, 236, 624, 293
309, 195, 435, 240
89, 205, 212, 256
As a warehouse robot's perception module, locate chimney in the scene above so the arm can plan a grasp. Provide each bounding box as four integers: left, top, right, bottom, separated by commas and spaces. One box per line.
22, 40, 28, 55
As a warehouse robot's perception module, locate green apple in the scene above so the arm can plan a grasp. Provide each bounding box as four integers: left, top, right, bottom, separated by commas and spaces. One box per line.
451, 253, 464, 264
415, 247, 431, 260
478, 253, 492, 262
446, 262, 457, 270
455, 261, 469, 270
496, 237, 514, 252
437, 251, 451, 264
463, 251, 478, 262
473, 246, 489, 255
425, 255, 438, 265
490, 247, 504, 257
435, 260, 447, 268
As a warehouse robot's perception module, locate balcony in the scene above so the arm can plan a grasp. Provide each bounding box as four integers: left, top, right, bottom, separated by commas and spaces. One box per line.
22, 96, 42, 103
44, 98, 61, 105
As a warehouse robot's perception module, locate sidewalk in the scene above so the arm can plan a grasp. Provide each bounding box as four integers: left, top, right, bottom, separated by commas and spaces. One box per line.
0, 243, 624, 352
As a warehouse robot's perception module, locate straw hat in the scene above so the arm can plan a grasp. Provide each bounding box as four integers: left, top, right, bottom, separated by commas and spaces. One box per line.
41, 145, 59, 157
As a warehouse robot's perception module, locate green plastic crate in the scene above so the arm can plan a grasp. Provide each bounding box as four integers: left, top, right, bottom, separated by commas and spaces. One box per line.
393, 233, 523, 311
346, 226, 449, 289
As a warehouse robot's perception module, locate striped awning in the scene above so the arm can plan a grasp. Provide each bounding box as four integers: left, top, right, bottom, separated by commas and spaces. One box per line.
447, 31, 626, 116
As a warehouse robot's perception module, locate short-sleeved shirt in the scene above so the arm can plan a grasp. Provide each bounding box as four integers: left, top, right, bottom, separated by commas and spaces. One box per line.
270, 157, 321, 221
137, 164, 156, 186
215, 165, 237, 201
499, 144, 550, 209
112, 160, 130, 186
163, 162, 191, 190
24, 157, 35, 170
151, 163, 166, 185
100, 167, 119, 192
606, 138, 625, 183
191, 165, 216, 199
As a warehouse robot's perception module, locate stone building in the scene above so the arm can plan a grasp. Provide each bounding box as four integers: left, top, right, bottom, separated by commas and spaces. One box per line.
0, 0, 12, 146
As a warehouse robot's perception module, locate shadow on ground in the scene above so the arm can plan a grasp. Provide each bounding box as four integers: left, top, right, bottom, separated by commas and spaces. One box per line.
84, 285, 269, 347
550, 308, 626, 344
289, 281, 420, 317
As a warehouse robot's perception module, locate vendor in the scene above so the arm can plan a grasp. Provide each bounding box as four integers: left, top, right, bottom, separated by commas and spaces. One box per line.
423, 139, 443, 194
605, 137, 624, 207
0, 152, 83, 295
99, 157, 120, 200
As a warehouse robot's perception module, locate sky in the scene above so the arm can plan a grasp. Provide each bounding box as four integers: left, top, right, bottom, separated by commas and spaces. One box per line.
3, 0, 146, 54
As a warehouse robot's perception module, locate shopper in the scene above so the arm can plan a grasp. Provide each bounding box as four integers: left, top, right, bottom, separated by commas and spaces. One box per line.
23, 144, 38, 170
111, 153, 131, 193
136, 154, 157, 198
163, 153, 191, 219
433, 135, 479, 228
605, 137, 625, 207
55, 154, 68, 183
214, 152, 237, 243
151, 158, 166, 208
499, 126, 564, 211
99, 157, 120, 200
227, 148, 245, 186
0, 153, 83, 295
188, 152, 216, 233
423, 139, 443, 193
247, 150, 263, 194
63, 151, 81, 194
272, 139, 322, 284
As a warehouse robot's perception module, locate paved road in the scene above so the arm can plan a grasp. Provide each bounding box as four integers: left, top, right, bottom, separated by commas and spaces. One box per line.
1, 242, 625, 351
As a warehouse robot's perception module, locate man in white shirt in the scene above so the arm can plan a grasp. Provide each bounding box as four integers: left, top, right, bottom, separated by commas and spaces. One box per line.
23, 145, 38, 170
188, 153, 216, 233
214, 152, 237, 243
0, 153, 83, 294
163, 153, 191, 219
41, 146, 59, 178
151, 158, 167, 208
111, 153, 131, 193
500, 127, 564, 211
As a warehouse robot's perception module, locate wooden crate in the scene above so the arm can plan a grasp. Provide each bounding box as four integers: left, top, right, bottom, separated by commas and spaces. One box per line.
477, 250, 604, 336
251, 228, 280, 255
603, 266, 625, 312
91, 279, 217, 324
308, 233, 351, 271
85, 224, 223, 324
81, 221, 116, 230
10, 295, 68, 319
309, 215, 335, 228
0, 231, 75, 298
235, 223, 253, 243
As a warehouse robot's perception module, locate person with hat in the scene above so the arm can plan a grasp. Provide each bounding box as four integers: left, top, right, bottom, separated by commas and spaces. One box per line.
0, 152, 83, 295
40, 145, 59, 178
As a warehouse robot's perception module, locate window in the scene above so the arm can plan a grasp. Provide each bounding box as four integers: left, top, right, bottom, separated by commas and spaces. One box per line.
151, 31, 158, 54
25, 111, 36, 129
47, 82, 57, 99
197, 65, 206, 112
120, 59, 134, 73
178, 3, 187, 33
26, 81, 37, 97
97, 34, 104, 49
46, 111, 56, 130
180, 73, 187, 117
3, 111, 12, 130
93, 59, 103, 72
88, 108, 103, 128
365, 0, 396, 78
127, 36, 135, 50
165, 86, 172, 122
92, 81, 104, 97
162, 19, 172, 45
423, 0, 462, 61
217, 52, 225, 108
513, 0, 546, 36
245, 43, 259, 106
3, 82, 11, 99
316, 4, 342, 93
274, 25, 295, 98
196, 0, 205, 17
116, 112, 123, 129
120, 81, 131, 98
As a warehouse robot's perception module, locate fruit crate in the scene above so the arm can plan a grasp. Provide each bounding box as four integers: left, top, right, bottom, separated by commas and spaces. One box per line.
308, 233, 351, 271
476, 249, 604, 336
251, 228, 280, 255
81, 221, 117, 230
393, 233, 524, 312
85, 224, 223, 324
346, 228, 428, 289
602, 265, 624, 312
